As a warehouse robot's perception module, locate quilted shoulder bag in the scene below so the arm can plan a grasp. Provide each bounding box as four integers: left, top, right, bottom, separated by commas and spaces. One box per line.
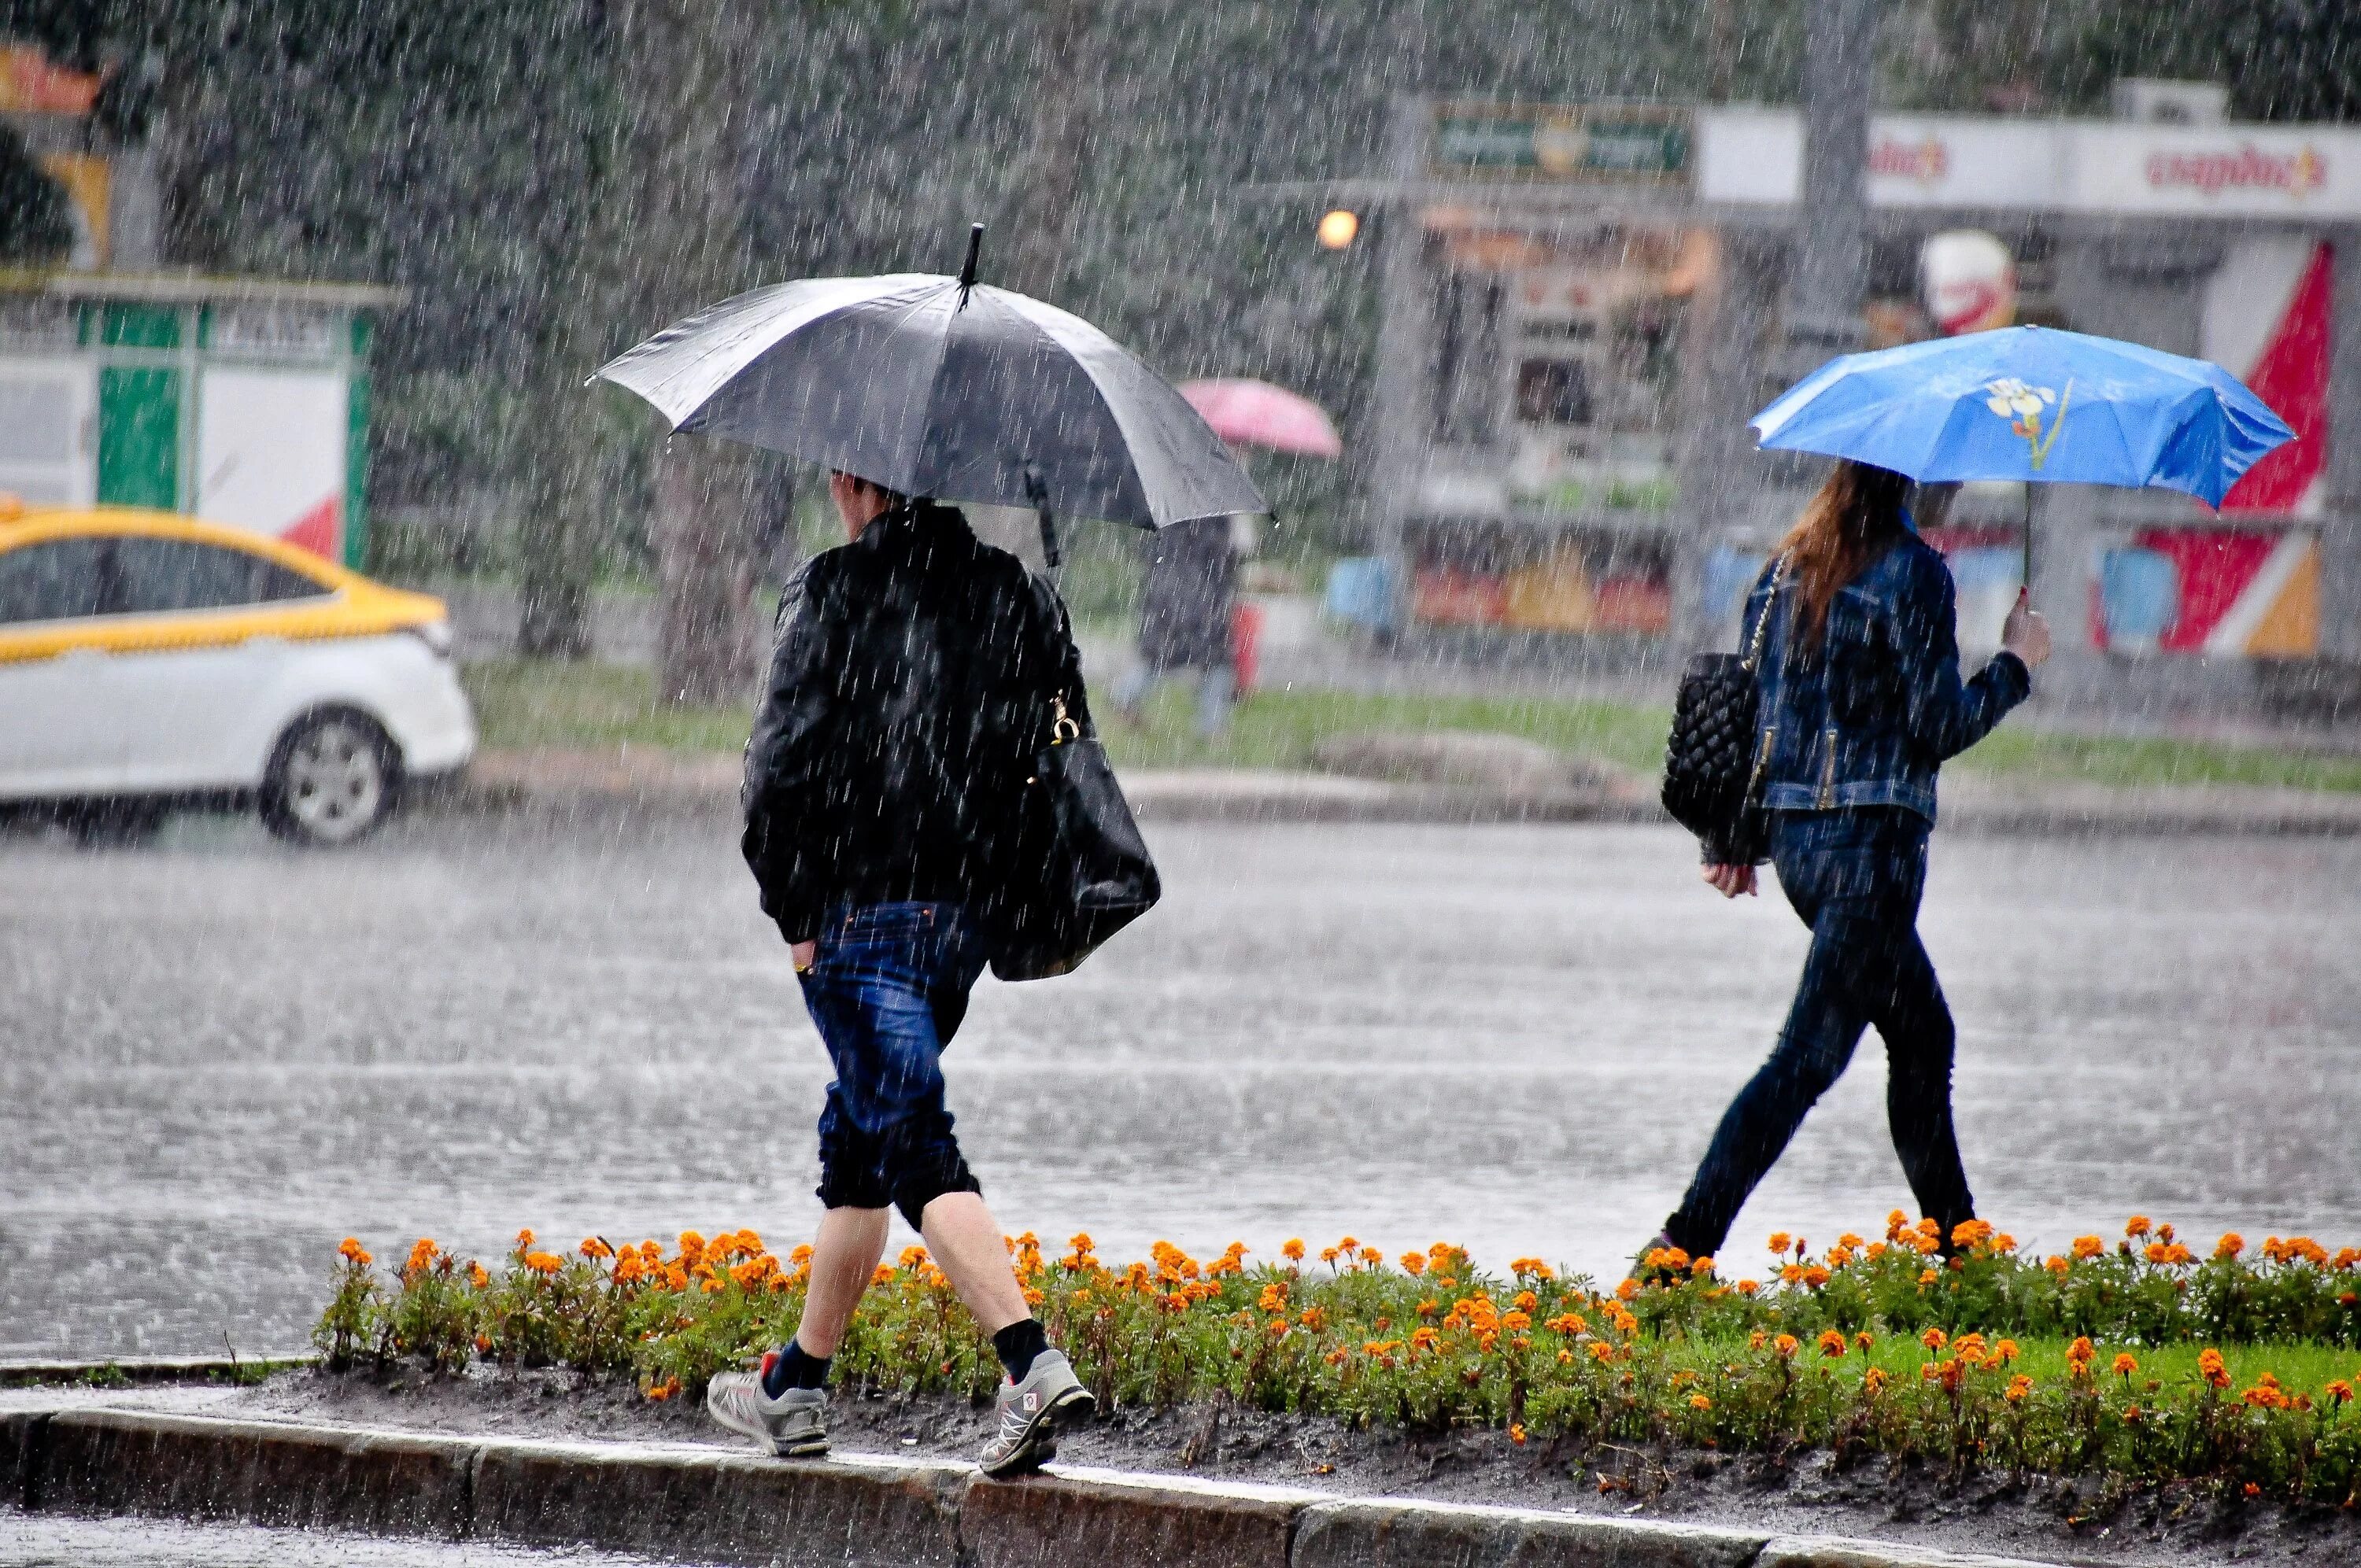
1661, 558, 1785, 843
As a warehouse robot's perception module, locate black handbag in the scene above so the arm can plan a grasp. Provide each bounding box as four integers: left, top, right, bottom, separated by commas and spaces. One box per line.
986, 693, 1162, 981
1661, 559, 1785, 843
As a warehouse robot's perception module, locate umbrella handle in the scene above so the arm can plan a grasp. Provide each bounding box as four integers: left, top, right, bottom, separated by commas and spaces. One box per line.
2020, 485, 2034, 596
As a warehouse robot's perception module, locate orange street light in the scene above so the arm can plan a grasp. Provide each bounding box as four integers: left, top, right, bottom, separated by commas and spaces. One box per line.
1316, 208, 1359, 249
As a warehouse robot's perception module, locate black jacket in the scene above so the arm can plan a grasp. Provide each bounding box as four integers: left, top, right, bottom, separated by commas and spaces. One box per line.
741, 501, 1088, 940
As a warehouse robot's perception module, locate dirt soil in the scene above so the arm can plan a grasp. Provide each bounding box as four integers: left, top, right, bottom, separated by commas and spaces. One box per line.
223, 1370, 2360, 1567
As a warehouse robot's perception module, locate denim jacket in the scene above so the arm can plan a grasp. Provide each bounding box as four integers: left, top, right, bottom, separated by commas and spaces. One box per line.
1709, 527, 2030, 861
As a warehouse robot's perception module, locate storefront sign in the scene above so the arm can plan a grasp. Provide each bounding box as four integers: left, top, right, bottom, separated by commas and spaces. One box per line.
1432, 102, 1690, 184
1693, 109, 2361, 220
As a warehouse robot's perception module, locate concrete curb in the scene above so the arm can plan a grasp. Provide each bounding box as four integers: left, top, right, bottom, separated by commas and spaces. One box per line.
434, 747, 2361, 836
0, 1353, 316, 1388
2, 1405, 2069, 1568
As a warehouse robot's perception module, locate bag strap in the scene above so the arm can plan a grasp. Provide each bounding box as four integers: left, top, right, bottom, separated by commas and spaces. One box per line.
1740, 555, 1788, 673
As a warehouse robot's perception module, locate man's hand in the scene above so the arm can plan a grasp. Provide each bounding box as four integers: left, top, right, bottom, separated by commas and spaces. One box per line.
1701, 863, 1757, 898
2002, 588, 2052, 670
791, 939, 818, 972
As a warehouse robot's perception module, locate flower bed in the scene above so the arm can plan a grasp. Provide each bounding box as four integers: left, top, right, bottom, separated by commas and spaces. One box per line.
316, 1215, 2361, 1504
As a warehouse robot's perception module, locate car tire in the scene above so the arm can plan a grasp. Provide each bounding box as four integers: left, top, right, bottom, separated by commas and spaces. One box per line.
260, 709, 401, 848
66, 800, 168, 849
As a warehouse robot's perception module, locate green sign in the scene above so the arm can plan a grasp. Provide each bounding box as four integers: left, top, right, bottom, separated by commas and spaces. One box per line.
1431, 103, 1690, 183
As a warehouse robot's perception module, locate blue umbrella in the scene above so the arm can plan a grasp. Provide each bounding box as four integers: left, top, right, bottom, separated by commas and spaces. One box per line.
1750, 325, 2296, 583
1750, 326, 2293, 505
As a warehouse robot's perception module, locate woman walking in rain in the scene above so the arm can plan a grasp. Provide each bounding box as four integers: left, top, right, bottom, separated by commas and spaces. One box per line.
1646, 459, 2049, 1268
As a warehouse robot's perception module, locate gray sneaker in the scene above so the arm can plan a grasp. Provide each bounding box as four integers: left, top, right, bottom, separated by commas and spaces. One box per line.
977, 1348, 1095, 1478
706, 1370, 828, 1458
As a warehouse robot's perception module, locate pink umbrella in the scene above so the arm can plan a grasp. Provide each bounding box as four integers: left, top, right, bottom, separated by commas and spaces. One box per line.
1177, 378, 1343, 459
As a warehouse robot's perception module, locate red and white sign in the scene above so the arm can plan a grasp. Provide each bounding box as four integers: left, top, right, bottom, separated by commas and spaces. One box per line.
1696, 111, 2361, 219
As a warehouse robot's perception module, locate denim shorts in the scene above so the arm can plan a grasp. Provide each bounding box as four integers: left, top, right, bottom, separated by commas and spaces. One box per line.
796, 901, 988, 1227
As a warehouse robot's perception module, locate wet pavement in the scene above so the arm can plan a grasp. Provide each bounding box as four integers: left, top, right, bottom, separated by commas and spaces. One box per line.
4, 812, 2358, 1357
0, 1507, 670, 1566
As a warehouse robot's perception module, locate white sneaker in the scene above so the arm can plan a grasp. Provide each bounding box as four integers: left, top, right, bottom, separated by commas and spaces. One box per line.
706, 1368, 828, 1458
977, 1349, 1094, 1478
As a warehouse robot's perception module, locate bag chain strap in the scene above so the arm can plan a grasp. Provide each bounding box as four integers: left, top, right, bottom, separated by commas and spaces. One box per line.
1741, 556, 1787, 673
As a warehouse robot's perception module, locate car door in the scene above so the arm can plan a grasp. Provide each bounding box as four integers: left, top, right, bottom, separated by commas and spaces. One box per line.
0, 534, 133, 797
105, 535, 335, 791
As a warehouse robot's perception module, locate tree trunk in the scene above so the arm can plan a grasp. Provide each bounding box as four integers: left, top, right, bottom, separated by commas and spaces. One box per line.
999, 0, 1102, 301
653, 443, 762, 706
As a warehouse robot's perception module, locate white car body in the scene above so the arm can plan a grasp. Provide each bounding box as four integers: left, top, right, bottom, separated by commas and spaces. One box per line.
0, 627, 475, 803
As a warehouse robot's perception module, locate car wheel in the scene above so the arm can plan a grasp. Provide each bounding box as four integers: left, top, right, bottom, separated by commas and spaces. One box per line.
260, 710, 399, 847
66, 800, 168, 849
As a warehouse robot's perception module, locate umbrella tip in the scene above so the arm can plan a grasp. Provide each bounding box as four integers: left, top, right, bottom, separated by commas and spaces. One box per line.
959, 223, 985, 295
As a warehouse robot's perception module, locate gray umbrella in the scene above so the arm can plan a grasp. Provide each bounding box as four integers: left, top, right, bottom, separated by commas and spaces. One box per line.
593, 226, 1265, 531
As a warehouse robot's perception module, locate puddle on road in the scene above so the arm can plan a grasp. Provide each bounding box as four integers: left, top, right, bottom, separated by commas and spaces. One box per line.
0, 1507, 672, 1566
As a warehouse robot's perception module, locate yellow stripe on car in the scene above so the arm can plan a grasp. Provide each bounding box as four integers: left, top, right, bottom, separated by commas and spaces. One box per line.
0, 508, 450, 665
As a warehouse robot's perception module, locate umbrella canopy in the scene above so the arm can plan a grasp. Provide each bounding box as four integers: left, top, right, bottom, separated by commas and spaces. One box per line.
593, 233, 1265, 529
1177, 378, 1344, 459
1750, 325, 2294, 507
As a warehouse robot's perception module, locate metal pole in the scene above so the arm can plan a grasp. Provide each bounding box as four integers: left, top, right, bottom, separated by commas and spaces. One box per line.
1780, 0, 1876, 383
1369, 90, 1432, 638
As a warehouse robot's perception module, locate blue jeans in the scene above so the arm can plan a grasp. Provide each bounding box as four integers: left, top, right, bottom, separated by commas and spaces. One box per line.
1665, 809, 1974, 1258
796, 901, 988, 1229
1114, 662, 1236, 737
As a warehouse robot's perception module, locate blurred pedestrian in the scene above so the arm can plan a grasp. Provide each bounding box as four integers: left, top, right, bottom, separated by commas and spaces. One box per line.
1114, 514, 1238, 738
709, 470, 1097, 1476
1646, 460, 2050, 1269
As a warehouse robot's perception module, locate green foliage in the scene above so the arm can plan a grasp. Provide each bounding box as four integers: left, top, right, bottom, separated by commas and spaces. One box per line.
0, 126, 74, 264
319, 1216, 2361, 1502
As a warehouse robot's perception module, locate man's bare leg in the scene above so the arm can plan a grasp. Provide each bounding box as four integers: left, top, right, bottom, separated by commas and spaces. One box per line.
918, 1191, 1029, 1334
789, 1206, 891, 1357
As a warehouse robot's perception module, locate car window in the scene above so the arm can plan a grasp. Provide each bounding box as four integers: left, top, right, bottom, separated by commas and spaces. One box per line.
110, 537, 331, 614
0, 538, 111, 624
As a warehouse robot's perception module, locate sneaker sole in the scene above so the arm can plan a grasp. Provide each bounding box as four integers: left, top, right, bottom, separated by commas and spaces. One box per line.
707, 1393, 827, 1459
978, 1387, 1095, 1479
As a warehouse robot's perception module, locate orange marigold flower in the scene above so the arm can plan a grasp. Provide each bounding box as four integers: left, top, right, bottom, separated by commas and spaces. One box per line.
2215, 1233, 2245, 1260
1692, 1256, 1716, 1277
1689, 1393, 1713, 1410
1411, 1326, 1439, 1350
1400, 1253, 1426, 1275
523, 1251, 563, 1275
579, 1238, 612, 1260
1298, 1306, 1327, 1330
467, 1261, 490, 1289
1856, 1331, 1875, 1351
474, 1333, 491, 1354
1502, 1310, 1532, 1332
2004, 1374, 2033, 1403
1996, 1338, 2019, 1363
1737, 1279, 1760, 1297
1545, 1312, 1587, 1335
2045, 1256, 2071, 1276
2067, 1336, 2096, 1367
1767, 1232, 1791, 1254
1774, 1334, 1799, 1357
1918, 1268, 1939, 1286
1750, 1330, 1768, 1351
338, 1238, 373, 1266
2112, 1352, 2137, 1377
2326, 1381, 2353, 1404
1319, 1247, 1340, 1265
1864, 1367, 1888, 1394
1817, 1329, 1847, 1358
1615, 1278, 1639, 1302
2125, 1216, 2152, 1240
1921, 1327, 1948, 1351
871, 1264, 894, 1286
1588, 1341, 1616, 1364
2071, 1235, 2104, 1260
1801, 1266, 1831, 1288
515, 1228, 537, 1252
1865, 1241, 1889, 1261
2197, 1347, 2230, 1389
1509, 1423, 1528, 1445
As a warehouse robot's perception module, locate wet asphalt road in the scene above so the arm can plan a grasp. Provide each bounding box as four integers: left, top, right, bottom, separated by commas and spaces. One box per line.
4, 810, 2358, 1357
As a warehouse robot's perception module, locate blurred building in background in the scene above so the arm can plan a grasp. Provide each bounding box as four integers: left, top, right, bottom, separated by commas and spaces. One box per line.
1335, 87, 2361, 719
0, 41, 396, 571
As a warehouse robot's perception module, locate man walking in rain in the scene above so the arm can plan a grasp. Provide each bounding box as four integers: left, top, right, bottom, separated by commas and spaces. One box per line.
706, 468, 1097, 1476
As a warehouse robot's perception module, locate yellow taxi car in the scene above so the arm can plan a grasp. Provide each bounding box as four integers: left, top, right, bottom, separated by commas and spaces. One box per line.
0, 505, 475, 847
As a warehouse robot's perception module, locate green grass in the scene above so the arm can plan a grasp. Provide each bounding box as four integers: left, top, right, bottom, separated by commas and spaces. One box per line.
460, 657, 2361, 795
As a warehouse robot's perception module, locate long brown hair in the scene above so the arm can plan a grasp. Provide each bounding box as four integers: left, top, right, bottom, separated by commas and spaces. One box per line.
1777, 460, 1911, 651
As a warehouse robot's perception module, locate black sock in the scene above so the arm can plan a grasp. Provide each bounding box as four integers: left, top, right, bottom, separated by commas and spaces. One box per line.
763, 1340, 830, 1398
992, 1318, 1050, 1383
